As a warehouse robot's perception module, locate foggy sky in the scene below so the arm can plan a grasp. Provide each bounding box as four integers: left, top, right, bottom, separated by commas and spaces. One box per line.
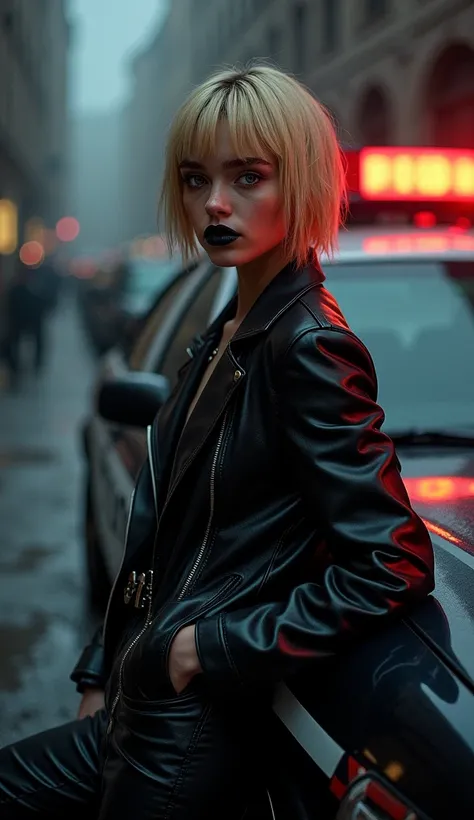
68, 0, 169, 113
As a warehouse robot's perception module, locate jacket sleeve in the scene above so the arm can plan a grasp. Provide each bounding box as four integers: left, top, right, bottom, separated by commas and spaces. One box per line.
70, 624, 107, 693
195, 327, 435, 692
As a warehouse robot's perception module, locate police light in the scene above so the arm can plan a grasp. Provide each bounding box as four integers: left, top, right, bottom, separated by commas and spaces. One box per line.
359, 148, 474, 202
363, 232, 474, 255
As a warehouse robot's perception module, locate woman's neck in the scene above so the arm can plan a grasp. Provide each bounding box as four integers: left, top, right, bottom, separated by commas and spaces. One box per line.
233, 244, 290, 325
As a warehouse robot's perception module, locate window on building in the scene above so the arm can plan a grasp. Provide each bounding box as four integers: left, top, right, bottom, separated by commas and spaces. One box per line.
427, 43, 474, 148
322, 0, 338, 52
293, 2, 307, 74
356, 85, 392, 145
364, 0, 389, 25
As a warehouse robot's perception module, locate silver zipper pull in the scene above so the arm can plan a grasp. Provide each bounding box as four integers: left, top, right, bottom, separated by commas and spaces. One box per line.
134, 572, 146, 608
134, 569, 154, 609
123, 571, 137, 605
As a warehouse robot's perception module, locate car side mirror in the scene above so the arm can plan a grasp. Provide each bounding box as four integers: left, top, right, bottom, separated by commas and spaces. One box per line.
98, 372, 171, 428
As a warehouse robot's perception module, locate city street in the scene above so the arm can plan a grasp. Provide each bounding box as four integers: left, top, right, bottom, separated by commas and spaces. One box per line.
0, 289, 100, 747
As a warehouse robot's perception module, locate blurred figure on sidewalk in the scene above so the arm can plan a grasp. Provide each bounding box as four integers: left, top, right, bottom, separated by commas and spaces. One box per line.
2, 255, 58, 387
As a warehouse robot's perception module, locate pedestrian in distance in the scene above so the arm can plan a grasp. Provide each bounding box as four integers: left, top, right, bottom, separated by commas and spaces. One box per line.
2, 257, 53, 387
0, 64, 435, 819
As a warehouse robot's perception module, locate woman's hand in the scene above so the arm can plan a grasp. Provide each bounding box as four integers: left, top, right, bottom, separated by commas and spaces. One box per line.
77, 687, 105, 720
168, 624, 202, 694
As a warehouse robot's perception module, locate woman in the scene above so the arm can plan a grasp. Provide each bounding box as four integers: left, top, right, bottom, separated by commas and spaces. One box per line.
0, 65, 434, 819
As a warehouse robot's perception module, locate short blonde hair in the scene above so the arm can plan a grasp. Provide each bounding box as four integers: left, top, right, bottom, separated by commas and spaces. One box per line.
159, 64, 347, 268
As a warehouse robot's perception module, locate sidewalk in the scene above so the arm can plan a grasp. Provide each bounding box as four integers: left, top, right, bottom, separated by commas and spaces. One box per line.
0, 293, 100, 745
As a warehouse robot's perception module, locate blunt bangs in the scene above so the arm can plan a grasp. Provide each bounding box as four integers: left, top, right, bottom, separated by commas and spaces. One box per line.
159, 65, 347, 267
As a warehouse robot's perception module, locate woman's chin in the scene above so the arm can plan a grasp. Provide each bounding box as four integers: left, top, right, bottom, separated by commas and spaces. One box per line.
204, 243, 248, 267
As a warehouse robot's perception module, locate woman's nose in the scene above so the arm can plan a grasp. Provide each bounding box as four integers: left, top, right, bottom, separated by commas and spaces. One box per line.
205, 183, 232, 218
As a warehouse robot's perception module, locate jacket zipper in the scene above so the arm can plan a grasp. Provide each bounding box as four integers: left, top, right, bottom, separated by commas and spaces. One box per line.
107, 570, 154, 733
177, 411, 228, 600
107, 411, 228, 732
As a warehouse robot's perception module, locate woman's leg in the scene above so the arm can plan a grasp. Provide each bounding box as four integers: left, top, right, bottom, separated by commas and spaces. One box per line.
99, 689, 264, 820
0, 710, 107, 819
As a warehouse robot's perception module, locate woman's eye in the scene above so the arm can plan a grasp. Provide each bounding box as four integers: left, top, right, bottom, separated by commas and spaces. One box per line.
239, 172, 261, 186
183, 174, 206, 188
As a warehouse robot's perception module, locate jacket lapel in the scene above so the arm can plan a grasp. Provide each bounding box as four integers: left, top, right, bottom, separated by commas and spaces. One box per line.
152, 333, 218, 509
166, 346, 246, 499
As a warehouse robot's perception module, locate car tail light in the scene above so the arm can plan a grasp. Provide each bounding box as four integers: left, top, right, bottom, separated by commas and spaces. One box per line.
336, 775, 419, 820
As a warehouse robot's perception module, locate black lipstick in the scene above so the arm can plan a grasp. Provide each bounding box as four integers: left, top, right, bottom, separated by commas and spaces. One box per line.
204, 225, 240, 246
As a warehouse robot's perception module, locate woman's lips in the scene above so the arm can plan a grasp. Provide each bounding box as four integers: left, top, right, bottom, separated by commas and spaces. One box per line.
204, 225, 241, 246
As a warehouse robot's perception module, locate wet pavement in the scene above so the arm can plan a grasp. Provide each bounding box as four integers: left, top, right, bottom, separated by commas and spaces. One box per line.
0, 289, 100, 746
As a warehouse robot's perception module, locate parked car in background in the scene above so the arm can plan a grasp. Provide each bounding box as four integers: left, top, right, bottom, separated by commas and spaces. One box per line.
79, 250, 187, 355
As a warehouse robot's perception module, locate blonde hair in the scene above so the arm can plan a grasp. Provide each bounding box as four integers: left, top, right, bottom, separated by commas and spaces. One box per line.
159, 64, 347, 268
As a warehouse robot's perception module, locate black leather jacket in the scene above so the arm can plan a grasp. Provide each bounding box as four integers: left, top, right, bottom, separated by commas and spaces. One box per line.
71, 261, 434, 705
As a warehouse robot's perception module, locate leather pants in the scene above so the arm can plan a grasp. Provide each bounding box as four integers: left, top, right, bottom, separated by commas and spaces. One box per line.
0, 683, 267, 819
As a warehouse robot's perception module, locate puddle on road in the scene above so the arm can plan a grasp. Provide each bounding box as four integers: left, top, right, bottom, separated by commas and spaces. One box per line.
0, 612, 50, 691
0, 544, 59, 573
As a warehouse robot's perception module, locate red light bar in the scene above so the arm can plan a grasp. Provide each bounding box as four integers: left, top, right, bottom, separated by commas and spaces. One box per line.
359, 147, 474, 202
363, 232, 474, 255
404, 476, 474, 504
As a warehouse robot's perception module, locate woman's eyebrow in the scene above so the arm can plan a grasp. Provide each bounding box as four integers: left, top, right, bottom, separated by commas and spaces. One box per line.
178, 157, 272, 170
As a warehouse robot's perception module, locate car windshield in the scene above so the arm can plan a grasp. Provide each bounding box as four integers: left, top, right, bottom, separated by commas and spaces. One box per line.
324, 259, 474, 433
122, 258, 178, 315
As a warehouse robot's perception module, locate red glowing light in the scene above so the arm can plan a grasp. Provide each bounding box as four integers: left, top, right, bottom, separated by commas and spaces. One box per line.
363, 232, 474, 255
56, 216, 80, 242
414, 211, 436, 228
19, 240, 44, 267
70, 257, 97, 279
359, 147, 474, 201
404, 476, 474, 504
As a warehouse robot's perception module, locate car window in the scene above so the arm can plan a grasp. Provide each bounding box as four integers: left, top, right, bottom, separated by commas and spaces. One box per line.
159, 267, 224, 386
325, 259, 474, 432
122, 258, 182, 316
128, 273, 189, 371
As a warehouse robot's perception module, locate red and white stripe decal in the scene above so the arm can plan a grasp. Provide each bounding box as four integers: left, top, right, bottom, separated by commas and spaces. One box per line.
272, 683, 345, 778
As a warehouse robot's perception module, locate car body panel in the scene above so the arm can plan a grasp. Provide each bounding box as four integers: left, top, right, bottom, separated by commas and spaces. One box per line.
275, 601, 474, 818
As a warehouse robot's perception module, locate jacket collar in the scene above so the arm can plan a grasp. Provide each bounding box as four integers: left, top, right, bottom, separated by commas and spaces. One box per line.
205, 259, 326, 346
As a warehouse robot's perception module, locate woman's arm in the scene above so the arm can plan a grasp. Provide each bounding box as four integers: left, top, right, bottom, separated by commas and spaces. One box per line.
194, 327, 434, 691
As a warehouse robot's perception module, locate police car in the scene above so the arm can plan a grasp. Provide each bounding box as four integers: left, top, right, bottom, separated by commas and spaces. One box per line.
83, 147, 474, 819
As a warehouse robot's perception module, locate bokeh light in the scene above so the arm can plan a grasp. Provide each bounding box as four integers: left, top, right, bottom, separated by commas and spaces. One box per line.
0, 198, 18, 254
56, 216, 80, 242
19, 240, 45, 267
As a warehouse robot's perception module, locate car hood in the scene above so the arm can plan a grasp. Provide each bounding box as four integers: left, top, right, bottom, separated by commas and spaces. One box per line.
398, 447, 474, 691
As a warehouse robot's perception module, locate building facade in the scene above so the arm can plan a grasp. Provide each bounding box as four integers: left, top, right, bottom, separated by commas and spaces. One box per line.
69, 109, 124, 257
122, 0, 194, 240
0, 0, 70, 290
190, 0, 474, 148
122, 0, 474, 242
